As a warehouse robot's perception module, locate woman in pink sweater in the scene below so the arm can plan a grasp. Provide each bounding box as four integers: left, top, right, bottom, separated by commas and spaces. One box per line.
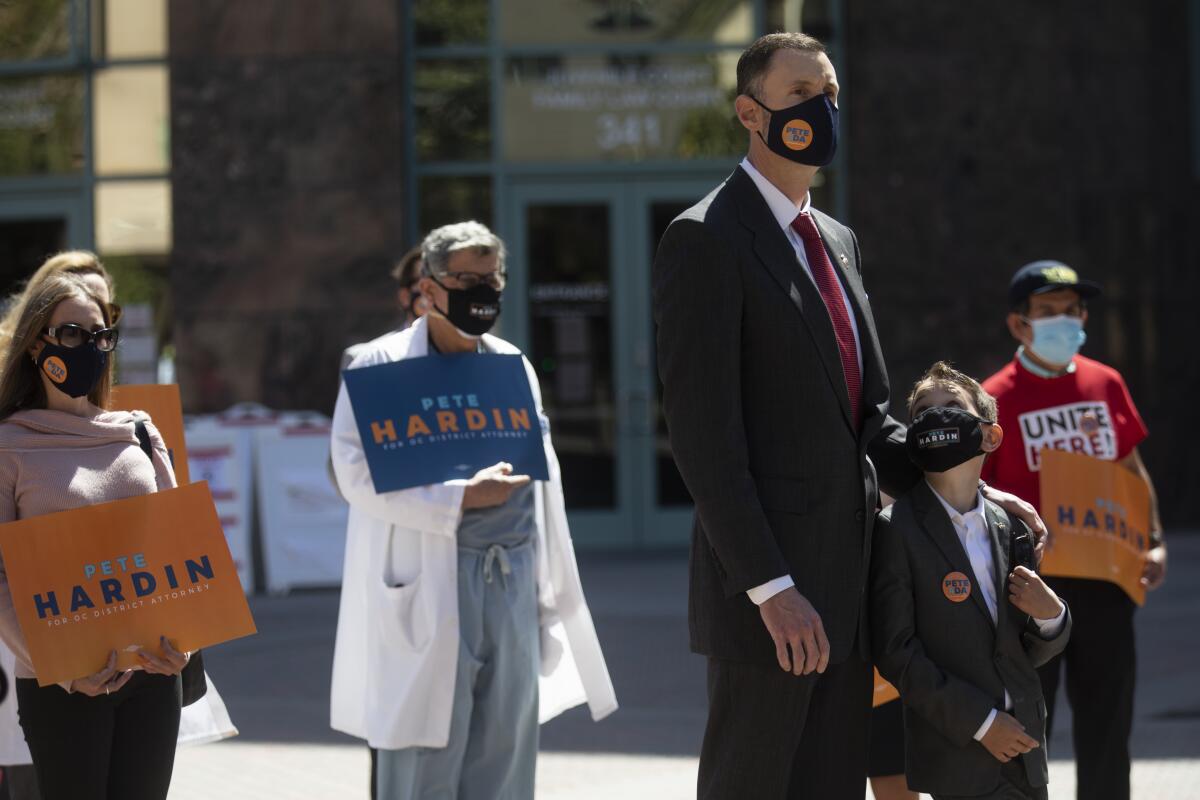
0, 272, 187, 800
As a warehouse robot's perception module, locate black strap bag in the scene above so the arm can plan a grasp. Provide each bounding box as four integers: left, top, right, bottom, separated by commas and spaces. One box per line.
133, 418, 208, 707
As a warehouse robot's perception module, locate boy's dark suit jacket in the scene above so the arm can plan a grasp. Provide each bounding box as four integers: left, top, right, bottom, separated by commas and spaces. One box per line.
870, 481, 1072, 796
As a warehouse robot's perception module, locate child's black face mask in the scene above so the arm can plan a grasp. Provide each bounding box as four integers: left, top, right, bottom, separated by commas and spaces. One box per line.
906, 406, 992, 473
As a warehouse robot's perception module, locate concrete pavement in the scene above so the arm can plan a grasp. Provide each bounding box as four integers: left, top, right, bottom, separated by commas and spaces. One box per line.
169, 535, 1200, 798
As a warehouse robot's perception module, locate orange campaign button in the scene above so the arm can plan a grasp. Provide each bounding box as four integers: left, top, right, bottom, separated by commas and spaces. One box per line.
942, 571, 972, 602
782, 119, 814, 150
42, 356, 68, 384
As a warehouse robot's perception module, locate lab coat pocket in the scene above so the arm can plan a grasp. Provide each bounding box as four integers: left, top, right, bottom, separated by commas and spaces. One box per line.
377, 527, 433, 649
384, 525, 422, 587
377, 575, 434, 650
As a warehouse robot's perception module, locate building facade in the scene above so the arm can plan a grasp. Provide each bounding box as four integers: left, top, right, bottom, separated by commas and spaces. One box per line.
167, 0, 841, 549
0, 0, 171, 383
2, 1, 1196, 546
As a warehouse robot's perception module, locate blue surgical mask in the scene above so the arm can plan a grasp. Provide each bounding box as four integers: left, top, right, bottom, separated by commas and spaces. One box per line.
1025, 314, 1086, 366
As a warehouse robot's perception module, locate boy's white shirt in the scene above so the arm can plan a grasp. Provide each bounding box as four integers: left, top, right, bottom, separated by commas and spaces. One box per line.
925, 481, 1066, 740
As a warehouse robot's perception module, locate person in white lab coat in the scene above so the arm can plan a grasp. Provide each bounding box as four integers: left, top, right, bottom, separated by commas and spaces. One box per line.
330, 221, 617, 800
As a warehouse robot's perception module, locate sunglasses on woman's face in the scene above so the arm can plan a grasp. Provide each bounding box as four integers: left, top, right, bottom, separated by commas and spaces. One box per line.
43, 323, 119, 352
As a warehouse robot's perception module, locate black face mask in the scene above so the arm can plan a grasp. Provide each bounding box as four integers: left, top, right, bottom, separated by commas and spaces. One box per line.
37, 340, 108, 399
750, 93, 839, 167
433, 282, 501, 338
906, 406, 992, 473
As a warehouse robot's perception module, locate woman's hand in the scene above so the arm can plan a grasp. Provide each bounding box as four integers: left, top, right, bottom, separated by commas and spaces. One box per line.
70, 650, 133, 697
136, 636, 190, 676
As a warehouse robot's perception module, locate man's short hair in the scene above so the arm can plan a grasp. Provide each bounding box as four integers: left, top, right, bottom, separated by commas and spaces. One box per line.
907, 361, 999, 423
389, 245, 423, 287
420, 221, 507, 278
736, 32, 827, 98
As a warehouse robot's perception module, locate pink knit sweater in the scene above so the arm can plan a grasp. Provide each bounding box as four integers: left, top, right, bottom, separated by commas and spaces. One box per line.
0, 408, 176, 682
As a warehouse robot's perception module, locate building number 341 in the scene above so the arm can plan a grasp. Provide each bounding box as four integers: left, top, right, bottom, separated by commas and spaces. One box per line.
597, 113, 663, 151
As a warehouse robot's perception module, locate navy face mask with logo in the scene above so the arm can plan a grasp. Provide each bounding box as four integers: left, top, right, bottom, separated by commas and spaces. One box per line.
435, 283, 501, 339
906, 406, 991, 473
37, 340, 108, 399
750, 93, 839, 167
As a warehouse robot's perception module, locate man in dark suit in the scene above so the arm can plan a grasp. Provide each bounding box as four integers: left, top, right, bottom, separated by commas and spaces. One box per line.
652, 33, 1045, 799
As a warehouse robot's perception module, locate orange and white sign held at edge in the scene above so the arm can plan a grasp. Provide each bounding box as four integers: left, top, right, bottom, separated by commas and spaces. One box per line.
872, 668, 899, 708
110, 384, 191, 485
0, 482, 256, 687
1038, 449, 1151, 606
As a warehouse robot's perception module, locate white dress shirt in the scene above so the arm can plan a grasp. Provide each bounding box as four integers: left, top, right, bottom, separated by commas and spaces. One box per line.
740, 156, 865, 606
739, 157, 863, 376
927, 483, 1066, 740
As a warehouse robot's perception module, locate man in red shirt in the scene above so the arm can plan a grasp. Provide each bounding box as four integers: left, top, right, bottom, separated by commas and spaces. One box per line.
981, 260, 1167, 800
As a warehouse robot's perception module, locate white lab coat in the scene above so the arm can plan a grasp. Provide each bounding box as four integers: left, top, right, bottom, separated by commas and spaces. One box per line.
328, 317, 618, 750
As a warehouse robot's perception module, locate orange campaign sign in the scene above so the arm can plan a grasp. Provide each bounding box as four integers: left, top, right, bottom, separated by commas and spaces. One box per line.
110, 384, 191, 485
872, 668, 899, 708
0, 482, 256, 687
1038, 449, 1151, 606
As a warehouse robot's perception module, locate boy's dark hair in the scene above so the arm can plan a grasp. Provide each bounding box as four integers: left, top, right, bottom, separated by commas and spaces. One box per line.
906, 361, 998, 423
736, 32, 827, 97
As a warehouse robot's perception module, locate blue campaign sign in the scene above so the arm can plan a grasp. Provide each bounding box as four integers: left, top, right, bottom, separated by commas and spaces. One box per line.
342, 353, 549, 494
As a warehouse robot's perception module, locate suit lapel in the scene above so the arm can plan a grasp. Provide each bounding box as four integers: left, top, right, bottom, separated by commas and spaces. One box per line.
809, 211, 890, 432
986, 502, 1012, 629
911, 483, 996, 630
732, 168, 855, 432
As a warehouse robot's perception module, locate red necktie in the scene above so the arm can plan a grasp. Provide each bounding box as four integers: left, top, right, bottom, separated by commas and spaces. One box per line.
790, 212, 862, 426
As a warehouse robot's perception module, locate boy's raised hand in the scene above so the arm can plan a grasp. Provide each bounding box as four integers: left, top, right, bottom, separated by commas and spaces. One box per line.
1007, 566, 1065, 620
979, 711, 1040, 762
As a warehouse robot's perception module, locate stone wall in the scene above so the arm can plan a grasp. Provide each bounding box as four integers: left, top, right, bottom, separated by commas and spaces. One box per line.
843, 1, 1198, 525
168, 0, 406, 413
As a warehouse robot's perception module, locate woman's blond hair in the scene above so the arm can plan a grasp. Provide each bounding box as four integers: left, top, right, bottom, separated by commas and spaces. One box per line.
0, 272, 114, 420
0, 251, 114, 357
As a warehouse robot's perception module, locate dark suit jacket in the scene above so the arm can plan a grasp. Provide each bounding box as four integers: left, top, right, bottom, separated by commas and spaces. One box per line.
870, 481, 1072, 795
652, 166, 920, 667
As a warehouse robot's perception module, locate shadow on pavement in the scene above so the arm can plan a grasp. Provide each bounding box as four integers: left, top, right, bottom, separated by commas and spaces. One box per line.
203, 538, 1200, 762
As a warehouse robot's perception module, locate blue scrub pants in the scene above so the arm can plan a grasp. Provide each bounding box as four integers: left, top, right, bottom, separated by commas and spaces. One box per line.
377, 539, 540, 800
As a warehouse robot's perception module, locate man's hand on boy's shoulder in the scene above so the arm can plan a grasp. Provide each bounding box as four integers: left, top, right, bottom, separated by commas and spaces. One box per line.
1007, 566, 1065, 623
979, 711, 1040, 763
980, 483, 1046, 549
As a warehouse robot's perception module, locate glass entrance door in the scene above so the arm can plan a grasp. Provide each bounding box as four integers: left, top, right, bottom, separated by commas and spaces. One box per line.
505, 174, 724, 548
629, 180, 719, 547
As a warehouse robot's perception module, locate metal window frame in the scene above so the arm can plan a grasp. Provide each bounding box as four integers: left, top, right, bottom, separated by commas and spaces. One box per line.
399, 1, 849, 548
0, 0, 173, 250
401, 0, 849, 243
404, 0, 850, 241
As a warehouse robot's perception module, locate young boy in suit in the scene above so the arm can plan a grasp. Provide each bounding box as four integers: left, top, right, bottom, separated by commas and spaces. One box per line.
871, 362, 1072, 800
